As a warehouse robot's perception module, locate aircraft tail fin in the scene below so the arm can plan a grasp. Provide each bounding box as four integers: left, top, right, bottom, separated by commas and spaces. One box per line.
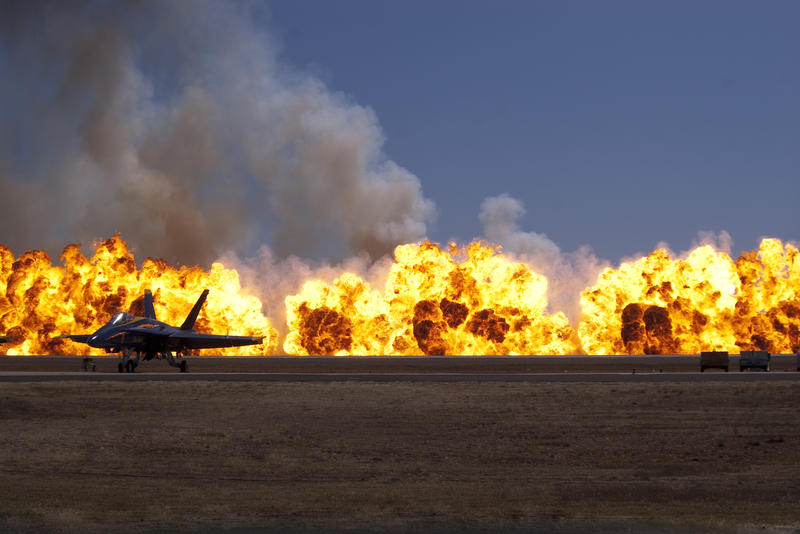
144, 290, 157, 320
181, 289, 209, 331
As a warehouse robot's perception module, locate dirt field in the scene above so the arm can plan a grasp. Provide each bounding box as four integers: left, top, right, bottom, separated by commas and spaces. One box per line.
1, 380, 799, 533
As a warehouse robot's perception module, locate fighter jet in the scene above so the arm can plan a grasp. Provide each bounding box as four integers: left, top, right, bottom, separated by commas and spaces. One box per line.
60, 289, 264, 372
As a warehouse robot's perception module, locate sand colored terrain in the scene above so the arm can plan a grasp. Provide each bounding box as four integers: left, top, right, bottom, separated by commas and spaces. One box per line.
1, 380, 799, 533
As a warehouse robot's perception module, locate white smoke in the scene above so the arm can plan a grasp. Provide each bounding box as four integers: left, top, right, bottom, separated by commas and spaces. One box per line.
691, 230, 733, 256
479, 194, 607, 322
0, 0, 435, 265
216, 246, 393, 345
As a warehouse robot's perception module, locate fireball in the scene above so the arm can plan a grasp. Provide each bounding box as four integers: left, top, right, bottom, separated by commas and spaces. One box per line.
1, 235, 797, 356
578, 239, 799, 354
0, 236, 278, 355
284, 241, 578, 355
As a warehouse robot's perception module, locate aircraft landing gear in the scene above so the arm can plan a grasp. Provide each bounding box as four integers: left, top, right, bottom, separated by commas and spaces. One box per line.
117, 360, 136, 372
162, 351, 187, 372
119, 349, 139, 373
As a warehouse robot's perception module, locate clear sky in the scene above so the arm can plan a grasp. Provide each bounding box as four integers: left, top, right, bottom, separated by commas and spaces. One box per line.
264, 0, 799, 261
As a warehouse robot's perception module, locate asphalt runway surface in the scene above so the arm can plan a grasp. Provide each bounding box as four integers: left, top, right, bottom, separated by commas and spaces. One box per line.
1, 354, 798, 382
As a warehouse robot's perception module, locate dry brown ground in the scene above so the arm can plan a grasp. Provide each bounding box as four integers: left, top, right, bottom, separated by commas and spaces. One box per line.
0, 380, 799, 533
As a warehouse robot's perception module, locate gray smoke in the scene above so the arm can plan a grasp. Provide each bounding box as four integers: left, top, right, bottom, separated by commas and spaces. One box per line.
479, 194, 607, 322
217, 246, 393, 346
0, 0, 434, 265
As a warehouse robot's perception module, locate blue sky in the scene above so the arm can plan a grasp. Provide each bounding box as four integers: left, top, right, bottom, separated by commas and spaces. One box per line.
265, 0, 799, 261
0, 1, 796, 266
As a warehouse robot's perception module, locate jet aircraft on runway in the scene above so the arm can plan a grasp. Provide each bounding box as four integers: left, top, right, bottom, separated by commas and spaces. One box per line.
60, 289, 263, 372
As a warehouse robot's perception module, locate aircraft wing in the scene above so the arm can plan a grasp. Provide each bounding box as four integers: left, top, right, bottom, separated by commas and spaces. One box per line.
167, 331, 264, 349
119, 327, 171, 338
114, 327, 263, 349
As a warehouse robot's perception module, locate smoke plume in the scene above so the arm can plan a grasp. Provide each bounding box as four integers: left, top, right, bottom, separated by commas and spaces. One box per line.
0, 0, 434, 265
216, 246, 392, 343
479, 194, 607, 321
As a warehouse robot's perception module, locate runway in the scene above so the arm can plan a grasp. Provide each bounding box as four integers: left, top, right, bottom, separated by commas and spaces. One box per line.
1, 371, 800, 383
0, 354, 797, 382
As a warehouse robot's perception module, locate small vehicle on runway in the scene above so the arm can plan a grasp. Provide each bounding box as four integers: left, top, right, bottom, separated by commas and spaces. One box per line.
59, 289, 264, 373
700, 351, 729, 372
739, 350, 770, 372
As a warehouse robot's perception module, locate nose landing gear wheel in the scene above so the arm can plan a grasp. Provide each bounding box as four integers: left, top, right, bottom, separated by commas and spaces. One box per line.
179, 360, 188, 373
125, 360, 136, 373
118, 362, 124, 373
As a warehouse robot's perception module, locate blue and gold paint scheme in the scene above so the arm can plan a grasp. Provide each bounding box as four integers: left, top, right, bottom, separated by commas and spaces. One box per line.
60, 289, 263, 372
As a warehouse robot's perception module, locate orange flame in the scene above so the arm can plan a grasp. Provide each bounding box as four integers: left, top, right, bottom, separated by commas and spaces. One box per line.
1, 236, 797, 355
284, 241, 578, 355
0, 235, 278, 355
578, 238, 800, 354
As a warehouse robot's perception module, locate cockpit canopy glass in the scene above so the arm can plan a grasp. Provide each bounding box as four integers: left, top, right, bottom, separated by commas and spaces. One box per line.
110, 312, 135, 325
